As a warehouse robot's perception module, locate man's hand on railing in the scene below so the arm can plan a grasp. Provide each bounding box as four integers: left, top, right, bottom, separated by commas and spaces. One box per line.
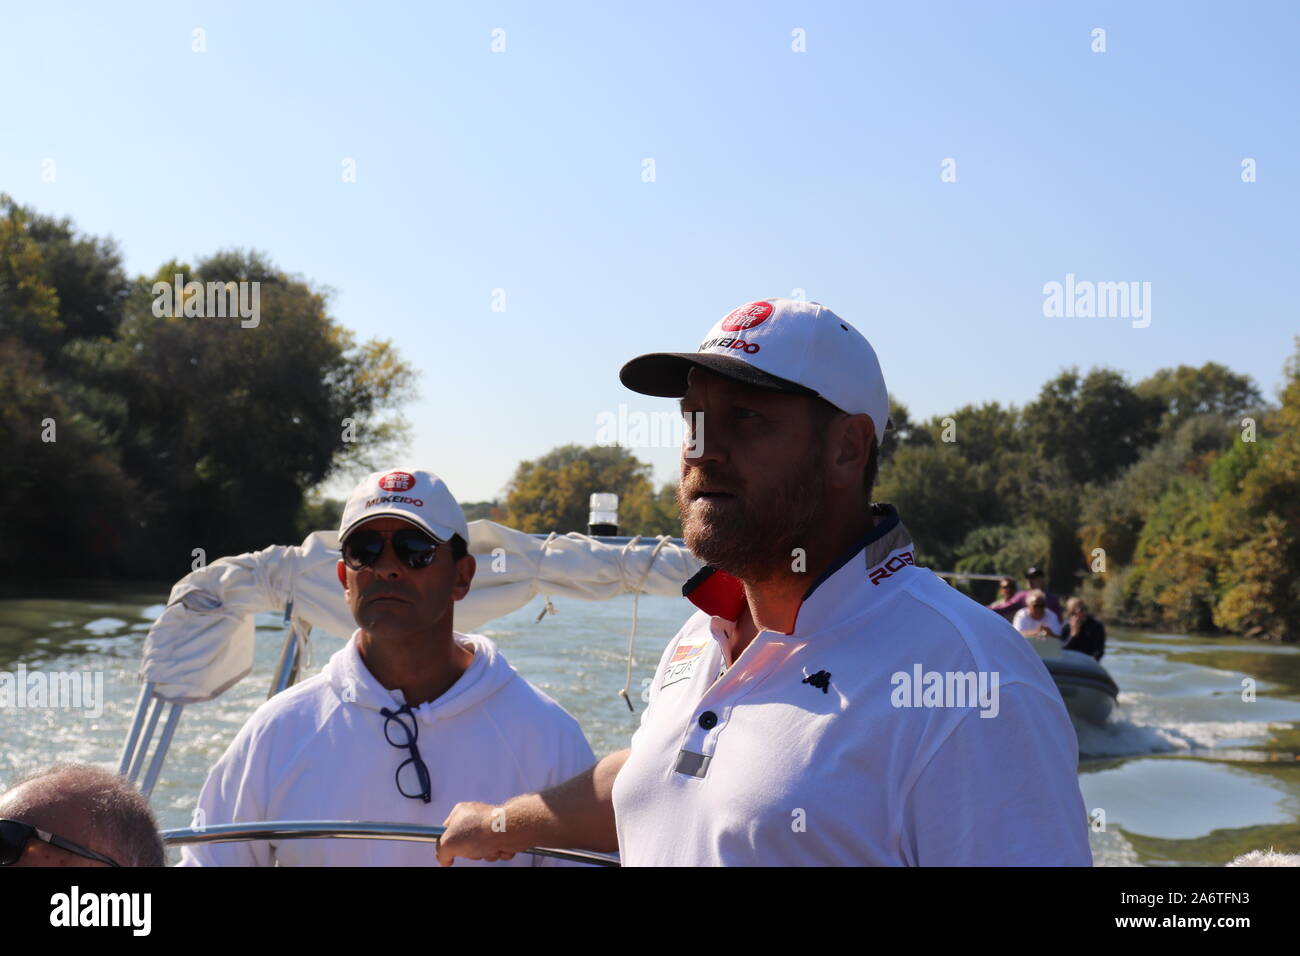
437, 802, 518, 865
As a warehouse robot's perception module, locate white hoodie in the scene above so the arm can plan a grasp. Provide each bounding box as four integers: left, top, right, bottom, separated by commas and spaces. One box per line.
178, 631, 595, 866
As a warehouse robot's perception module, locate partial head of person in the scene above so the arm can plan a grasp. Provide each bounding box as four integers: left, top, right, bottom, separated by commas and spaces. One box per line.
0, 763, 165, 867
1026, 566, 1046, 589
1026, 589, 1047, 618
620, 297, 890, 583
1066, 596, 1087, 618
336, 468, 474, 639
998, 577, 1016, 595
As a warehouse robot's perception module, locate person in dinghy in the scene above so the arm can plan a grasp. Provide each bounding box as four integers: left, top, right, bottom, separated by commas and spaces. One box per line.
439, 297, 1092, 867
179, 468, 594, 866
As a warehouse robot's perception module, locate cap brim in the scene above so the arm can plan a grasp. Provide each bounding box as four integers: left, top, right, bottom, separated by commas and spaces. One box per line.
340, 513, 454, 545
619, 352, 818, 399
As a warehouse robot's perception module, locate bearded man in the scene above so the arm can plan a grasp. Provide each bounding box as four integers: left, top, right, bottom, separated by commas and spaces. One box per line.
438, 298, 1091, 866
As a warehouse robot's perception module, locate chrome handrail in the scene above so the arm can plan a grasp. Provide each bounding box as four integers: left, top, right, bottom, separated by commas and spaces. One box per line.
118, 682, 154, 775
162, 821, 620, 867
120, 687, 187, 798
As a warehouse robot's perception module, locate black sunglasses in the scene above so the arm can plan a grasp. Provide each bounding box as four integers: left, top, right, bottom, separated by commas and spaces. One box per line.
342, 528, 441, 571
0, 818, 121, 867
380, 705, 432, 803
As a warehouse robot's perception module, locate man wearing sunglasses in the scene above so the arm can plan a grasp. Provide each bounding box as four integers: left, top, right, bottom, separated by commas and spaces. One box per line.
1, 763, 165, 867
180, 467, 595, 866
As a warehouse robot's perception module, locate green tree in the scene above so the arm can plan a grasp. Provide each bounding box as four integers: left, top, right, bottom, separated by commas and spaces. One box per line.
40, 246, 415, 578
1124, 476, 1218, 632
0, 337, 137, 576
459, 501, 502, 523
1078, 413, 1238, 568
19, 199, 130, 348
649, 481, 683, 537
879, 394, 929, 464
875, 444, 993, 569
0, 198, 137, 576
1022, 367, 1164, 486
995, 454, 1082, 596
295, 494, 345, 540
1210, 342, 1300, 639
953, 523, 1050, 602
503, 444, 676, 536
1137, 362, 1265, 436
919, 402, 1020, 469
0, 197, 63, 350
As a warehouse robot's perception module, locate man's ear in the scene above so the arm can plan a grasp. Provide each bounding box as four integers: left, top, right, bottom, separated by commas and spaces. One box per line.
830, 414, 874, 490
336, 559, 348, 590
451, 554, 476, 602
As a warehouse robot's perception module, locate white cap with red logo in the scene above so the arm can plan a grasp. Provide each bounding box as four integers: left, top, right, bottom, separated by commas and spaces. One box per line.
338, 468, 469, 544
619, 297, 891, 440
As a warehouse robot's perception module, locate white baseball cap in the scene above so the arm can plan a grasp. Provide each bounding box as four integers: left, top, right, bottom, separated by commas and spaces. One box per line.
338, 467, 469, 544
619, 297, 891, 440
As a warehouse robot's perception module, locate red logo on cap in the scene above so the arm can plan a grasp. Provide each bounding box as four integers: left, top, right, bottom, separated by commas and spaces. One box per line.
721, 301, 774, 332
378, 471, 417, 492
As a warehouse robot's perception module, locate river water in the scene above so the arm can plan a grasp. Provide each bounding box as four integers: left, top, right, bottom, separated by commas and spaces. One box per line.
3, 584, 1299, 866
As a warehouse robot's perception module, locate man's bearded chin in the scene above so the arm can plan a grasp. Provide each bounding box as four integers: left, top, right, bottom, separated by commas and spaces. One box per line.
678, 464, 828, 584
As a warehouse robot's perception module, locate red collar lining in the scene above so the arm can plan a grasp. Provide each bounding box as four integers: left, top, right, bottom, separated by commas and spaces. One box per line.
682, 566, 747, 621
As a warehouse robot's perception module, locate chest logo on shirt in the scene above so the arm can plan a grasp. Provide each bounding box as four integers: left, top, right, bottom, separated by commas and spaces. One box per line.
661, 637, 709, 688
802, 670, 832, 693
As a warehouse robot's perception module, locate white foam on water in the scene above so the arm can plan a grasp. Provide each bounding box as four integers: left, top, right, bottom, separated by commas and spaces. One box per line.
1077, 694, 1287, 758
1088, 827, 1142, 867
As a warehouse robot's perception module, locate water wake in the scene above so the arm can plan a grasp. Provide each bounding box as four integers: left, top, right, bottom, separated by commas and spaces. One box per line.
1077, 695, 1285, 758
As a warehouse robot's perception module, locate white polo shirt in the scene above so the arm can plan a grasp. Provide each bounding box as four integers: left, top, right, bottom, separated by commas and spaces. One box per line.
612, 506, 1092, 866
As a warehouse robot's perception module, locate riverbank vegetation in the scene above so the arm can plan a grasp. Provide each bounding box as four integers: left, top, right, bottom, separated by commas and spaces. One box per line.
875, 355, 1298, 641
0, 195, 412, 579
3, 195, 1294, 640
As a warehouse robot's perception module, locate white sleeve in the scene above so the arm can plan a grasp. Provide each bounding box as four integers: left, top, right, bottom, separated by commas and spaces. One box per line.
1010, 609, 1028, 632
900, 682, 1093, 866
176, 719, 275, 867
1044, 610, 1062, 634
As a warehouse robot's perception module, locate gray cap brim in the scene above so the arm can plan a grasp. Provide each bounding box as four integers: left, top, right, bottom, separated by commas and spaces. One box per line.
619, 352, 818, 398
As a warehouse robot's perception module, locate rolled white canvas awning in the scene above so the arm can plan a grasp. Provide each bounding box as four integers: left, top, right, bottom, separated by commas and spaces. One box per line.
140, 521, 700, 702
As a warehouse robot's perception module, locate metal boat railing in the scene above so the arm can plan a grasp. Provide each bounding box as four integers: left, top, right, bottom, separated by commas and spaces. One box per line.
119, 680, 185, 797
120, 601, 311, 797
162, 821, 620, 866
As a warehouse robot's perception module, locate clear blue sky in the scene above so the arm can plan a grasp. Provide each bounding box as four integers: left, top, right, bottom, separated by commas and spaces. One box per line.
3, 0, 1296, 503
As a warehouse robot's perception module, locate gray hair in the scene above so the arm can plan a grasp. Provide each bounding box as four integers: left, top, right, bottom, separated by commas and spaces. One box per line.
0, 763, 165, 867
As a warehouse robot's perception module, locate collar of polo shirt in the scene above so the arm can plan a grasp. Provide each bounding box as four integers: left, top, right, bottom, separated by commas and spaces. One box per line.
682, 503, 910, 630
